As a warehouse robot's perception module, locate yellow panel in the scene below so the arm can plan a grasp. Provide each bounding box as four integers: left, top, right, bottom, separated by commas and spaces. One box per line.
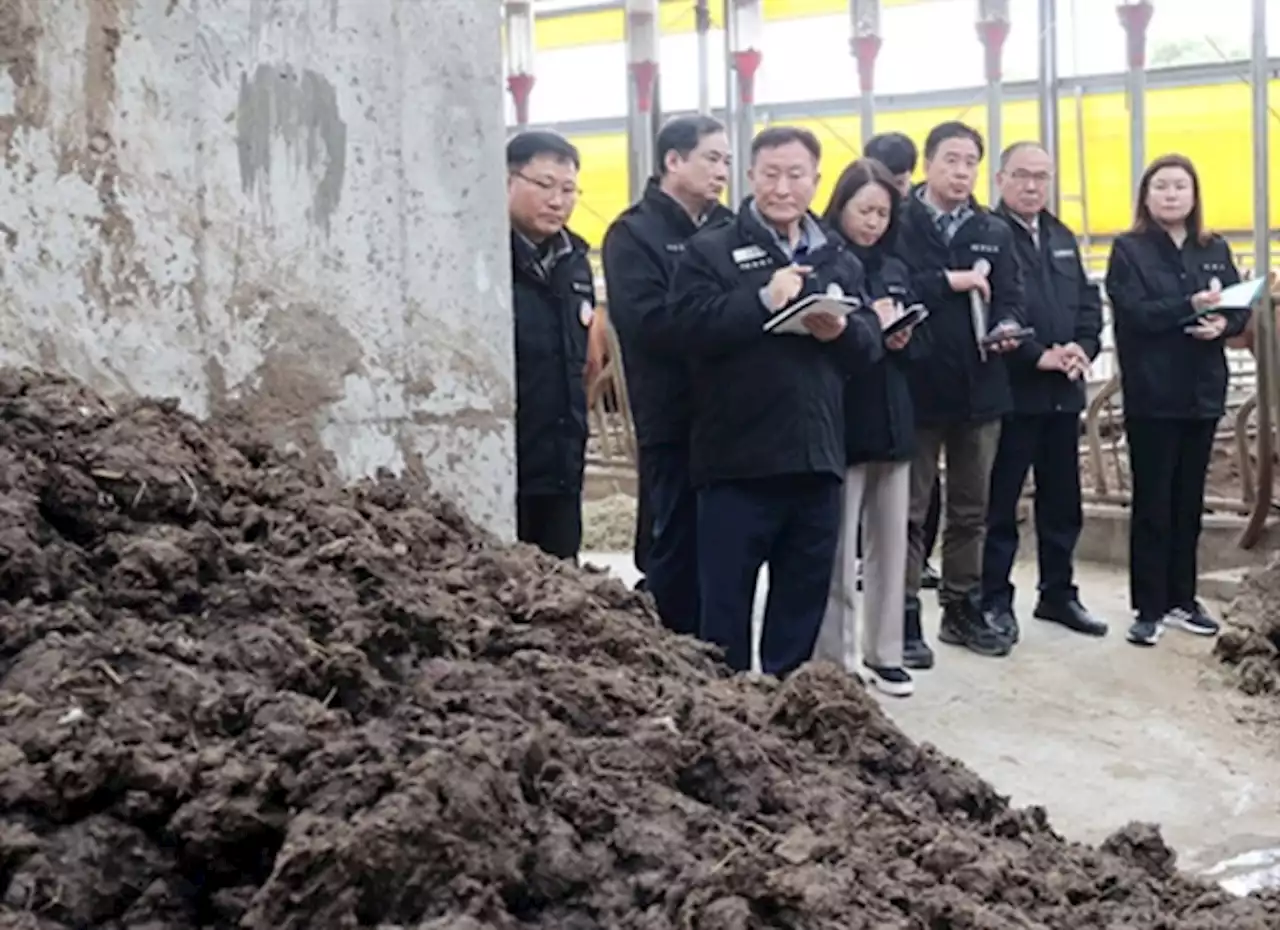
535, 0, 915, 51
562, 78, 1280, 253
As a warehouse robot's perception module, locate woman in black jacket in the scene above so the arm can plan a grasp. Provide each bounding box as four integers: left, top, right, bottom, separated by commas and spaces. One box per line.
1104, 154, 1251, 648
813, 157, 924, 697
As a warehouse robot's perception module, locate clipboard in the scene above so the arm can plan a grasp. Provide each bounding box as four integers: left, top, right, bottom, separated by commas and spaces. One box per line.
764, 293, 863, 336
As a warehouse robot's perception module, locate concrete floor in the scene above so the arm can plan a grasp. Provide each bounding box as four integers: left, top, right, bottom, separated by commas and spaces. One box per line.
583, 552, 1280, 889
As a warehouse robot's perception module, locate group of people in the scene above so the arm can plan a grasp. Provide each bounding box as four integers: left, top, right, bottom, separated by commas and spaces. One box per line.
506, 113, 1251, 697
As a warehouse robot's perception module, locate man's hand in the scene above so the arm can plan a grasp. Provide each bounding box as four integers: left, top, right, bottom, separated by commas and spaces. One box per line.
985, 320, 1023, 355
1061, 342, 1091, 381
765, 264, 812, 311
886, 328, 913, 351
802, 311, 847, 342
870, 296, 901, 329
583, 312, 608, 390
1189, 313, 1227, 341
1036, 346, 1070, 373
946, 268, 991, 302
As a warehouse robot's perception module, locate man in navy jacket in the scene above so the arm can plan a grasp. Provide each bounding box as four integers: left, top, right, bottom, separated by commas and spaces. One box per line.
603, 115, 732, 636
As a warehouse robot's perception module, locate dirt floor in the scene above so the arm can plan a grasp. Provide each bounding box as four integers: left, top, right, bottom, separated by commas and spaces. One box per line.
1218, 553, 1280, 697
3, 369, 1280, 929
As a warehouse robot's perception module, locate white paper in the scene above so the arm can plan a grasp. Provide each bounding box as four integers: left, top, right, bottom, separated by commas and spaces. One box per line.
1215, 278, 1266, 310
764, 294, 861, 336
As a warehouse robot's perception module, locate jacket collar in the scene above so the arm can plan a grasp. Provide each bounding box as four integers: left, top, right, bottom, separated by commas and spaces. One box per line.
738, 196, 828, 260
641, 176, 732, 233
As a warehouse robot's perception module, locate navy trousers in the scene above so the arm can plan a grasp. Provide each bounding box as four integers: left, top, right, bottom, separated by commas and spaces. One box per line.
981, 413, 1083, 610
640, 443, 700, 637
697, 474, 842, 677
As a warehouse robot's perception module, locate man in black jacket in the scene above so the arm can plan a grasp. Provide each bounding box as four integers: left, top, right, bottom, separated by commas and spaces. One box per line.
983, 142, 1108, 647
664, 125, 889, 677
603, 115, 732, 636
508, 131, 600, 561
895, 121, 1027, 660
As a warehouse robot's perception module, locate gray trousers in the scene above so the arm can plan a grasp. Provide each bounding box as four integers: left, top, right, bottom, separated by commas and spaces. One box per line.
906, 420, 1002, 606
816, 460, 911, 670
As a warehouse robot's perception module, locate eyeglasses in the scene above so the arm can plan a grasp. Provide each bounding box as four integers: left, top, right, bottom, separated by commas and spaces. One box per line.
1011, 169, 1054, 185
515, 173, 582, 199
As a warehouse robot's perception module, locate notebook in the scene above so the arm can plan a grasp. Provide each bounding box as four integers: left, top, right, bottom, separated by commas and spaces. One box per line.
764, 293, 862, 336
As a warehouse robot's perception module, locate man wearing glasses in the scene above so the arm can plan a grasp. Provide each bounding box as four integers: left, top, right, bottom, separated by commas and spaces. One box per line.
507, 130, 605, 560
982, 141, 1107, 646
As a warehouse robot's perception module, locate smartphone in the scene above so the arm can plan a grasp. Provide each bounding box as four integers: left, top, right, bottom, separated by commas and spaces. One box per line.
980, 325, 1036, 347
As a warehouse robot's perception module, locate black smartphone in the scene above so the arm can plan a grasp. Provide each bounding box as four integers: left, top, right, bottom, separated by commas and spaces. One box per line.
980, 325, 1036, 347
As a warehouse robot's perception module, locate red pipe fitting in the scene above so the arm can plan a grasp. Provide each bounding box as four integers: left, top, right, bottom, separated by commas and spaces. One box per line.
629, 60, 658, 114
1116, 2, 1154, 69
733, 48, 763, 105
976, 19, 1010, 83
851, 34, 882, 94
507, 72, 535, 125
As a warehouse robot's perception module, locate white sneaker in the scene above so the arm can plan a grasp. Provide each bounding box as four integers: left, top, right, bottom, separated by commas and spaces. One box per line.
862, 663, 914, 697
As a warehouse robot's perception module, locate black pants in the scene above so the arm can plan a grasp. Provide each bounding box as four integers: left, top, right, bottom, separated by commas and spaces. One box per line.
923, 476, 941, 560
1125, 417, 1217, 620
639, 443, 700, 636
517, 493, 582, 561
982, 413, 1083, 610
698, 475, 841, 677
634, 461, 653, 578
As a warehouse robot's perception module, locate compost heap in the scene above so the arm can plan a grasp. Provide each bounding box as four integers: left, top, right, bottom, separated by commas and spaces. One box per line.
1217, 553, 1280, 698
1, 369, 1278, 930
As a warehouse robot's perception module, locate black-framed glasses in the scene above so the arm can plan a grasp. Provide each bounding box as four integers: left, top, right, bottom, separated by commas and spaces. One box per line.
515, 173, 581, 199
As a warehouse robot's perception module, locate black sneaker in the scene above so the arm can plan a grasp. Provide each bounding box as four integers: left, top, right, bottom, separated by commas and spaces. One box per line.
862, 663, 914, 697
921, 561, 940, 590
903, 595, 935, 670
939, 601, 1011, 657
986, 606, 1020, 645
1168, 602, 1220, 637
1127, 617, 1162, 646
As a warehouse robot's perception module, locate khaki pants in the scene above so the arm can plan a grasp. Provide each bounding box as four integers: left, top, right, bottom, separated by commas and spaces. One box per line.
906, 420, 1002, 607
816, 460, 911, 670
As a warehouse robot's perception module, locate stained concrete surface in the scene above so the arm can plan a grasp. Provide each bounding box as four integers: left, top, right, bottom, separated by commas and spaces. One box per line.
0, 0, 515, 536
583, 551, 1280, 887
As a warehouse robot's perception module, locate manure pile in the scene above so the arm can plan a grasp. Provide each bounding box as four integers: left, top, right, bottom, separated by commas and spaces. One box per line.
1219, 554, 1280, 698
1, 367, 1278, 929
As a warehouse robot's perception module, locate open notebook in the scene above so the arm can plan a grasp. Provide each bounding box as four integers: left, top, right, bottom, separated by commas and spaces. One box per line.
764, 293, 862, 336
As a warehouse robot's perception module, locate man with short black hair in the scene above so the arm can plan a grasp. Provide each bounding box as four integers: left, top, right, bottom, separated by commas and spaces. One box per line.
982, 140, 1106, 646
603, 115, 733, 635
895, 120, 1028, 661
507, 130, 601, 561
664, 125, 892, 677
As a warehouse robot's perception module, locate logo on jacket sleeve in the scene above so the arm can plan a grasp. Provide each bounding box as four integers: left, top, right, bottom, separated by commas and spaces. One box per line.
731, 244, 771, 270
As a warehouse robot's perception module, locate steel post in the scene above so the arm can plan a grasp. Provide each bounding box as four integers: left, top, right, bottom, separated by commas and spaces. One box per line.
977, 0, 1011, 206
849, 0, 883, 146
730, 0, 763, 208
1037, 0, 1060, 213
625, 0, 659, 201
723, 0, 741, 204
504, 0, 536, 128
696, 0, 712, 115
1251, 0, 1276, 439
1116, 0, 1153, 197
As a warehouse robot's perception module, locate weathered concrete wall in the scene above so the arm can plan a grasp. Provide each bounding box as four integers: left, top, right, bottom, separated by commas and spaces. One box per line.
0, 0, 516, 537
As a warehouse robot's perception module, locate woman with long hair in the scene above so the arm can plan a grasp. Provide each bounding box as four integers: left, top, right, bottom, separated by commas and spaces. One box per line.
1104, 154, 1251, 647
814, 157, 922, 696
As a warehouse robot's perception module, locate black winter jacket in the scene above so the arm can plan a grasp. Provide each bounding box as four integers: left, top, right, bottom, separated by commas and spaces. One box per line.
839, 235, 922, 465
511, 228, 595, 496
663, 201, 884, 486
602, 179, 733, 448
894, 187, 1026, 427
1105, 229, 1250, 420
994, 204, 1103, 415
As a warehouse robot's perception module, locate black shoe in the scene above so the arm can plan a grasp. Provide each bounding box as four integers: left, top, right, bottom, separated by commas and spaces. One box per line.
939, 600, 1011, 658
1127, 616, 1162, 647
902, 595, 935, 670
1167, 602, 1220, 637
986, 606, 1020, 645
920, 561, 940, 590
862, 663, 914, 697
1034, 598, 1108, 637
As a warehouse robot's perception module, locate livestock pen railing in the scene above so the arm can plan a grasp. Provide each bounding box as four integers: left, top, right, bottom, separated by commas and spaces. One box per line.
585, 267, 1280, 549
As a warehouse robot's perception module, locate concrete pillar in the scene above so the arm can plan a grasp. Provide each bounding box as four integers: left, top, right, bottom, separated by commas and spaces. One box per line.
1037, 0, 1060, 214
1250, 0, 1277, 431
849, 0, 883, 147
729, 0, 764, 206
976, 0, 1011, 207
1117, 0, 1154, 197
505, 0, 537, 129
0, 0, 516, 537
626, 0, 660, 200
